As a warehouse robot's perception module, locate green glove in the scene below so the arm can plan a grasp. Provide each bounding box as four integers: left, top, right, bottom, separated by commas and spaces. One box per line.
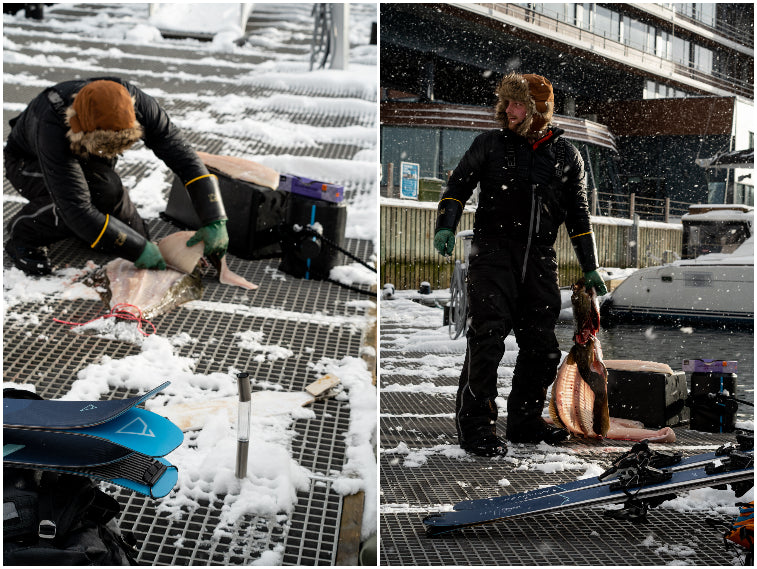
135, 241, 166, 270
187, 220, 229, 258
434, 229, 456, 256
584, 270, 608, 296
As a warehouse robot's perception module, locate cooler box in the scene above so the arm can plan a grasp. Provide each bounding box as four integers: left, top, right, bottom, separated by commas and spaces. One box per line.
278, 174, 344, 203
682, 359, 738, 433
605, 359, 689, 428
278, 195, 347, 280
163, 166, 288, 260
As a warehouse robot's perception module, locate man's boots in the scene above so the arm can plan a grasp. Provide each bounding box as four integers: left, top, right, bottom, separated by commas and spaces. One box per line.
5, 239, 52, 276
506, 385, 568, 444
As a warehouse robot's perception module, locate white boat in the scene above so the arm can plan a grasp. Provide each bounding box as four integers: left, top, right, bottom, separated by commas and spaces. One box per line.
601, 205, 754, 328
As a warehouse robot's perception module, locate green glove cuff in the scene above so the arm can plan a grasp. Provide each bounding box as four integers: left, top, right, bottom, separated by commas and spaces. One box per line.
584, 270, 608, 296
135, 241, 166, 270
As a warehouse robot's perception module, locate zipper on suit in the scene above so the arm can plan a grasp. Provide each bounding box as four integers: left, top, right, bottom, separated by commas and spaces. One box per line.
522, 185, 538, 283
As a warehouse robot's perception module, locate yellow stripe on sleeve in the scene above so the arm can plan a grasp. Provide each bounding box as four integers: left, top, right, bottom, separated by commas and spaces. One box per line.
570, 231, 592, 239
185, 174, 217, 187
439, 197, 464, 208
91, 214, 110, 248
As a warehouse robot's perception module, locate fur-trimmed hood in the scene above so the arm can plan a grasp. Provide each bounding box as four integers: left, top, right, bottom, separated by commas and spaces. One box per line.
64, 80, 143, 159
494, 72, 554, 140
64, 115, 143, 159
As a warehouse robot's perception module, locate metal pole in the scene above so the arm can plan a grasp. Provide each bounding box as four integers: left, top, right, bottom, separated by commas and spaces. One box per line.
387, 163, 394, 198
664, 197, 670, 223
629, 192, 636, 219
331, 3, 349, 70
235, 372, 252, 479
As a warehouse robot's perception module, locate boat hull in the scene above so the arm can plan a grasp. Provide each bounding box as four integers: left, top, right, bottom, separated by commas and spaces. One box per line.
601, 263, 754, 328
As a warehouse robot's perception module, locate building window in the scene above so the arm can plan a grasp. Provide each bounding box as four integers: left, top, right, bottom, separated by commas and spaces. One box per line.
628, 18, 649, 51
693, 44, 713, 73
594, 5, 618, 40
672, 36, 690, 65
693, 3, 717, 27
380, 127, 439, 187
655, 30, 671, 58
441, 130, 480, 180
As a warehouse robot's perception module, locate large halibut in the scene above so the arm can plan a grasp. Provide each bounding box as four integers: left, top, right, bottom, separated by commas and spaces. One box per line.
549, 279, 610, 438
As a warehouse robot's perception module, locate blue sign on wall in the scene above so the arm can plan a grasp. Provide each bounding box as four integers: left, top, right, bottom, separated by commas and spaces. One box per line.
400, 162, 419, 200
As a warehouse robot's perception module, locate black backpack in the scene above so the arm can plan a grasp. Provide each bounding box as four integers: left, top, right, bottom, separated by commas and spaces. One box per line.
3, 388, 139, 566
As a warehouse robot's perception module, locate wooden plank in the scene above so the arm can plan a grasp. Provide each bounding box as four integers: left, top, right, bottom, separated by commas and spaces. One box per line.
335, 491, 364, 566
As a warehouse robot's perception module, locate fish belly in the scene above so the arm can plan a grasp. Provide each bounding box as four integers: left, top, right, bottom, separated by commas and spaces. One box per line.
551, 349, 602, 438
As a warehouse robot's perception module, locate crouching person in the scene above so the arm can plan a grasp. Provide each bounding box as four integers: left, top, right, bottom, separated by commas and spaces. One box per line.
4, 77, 229, 276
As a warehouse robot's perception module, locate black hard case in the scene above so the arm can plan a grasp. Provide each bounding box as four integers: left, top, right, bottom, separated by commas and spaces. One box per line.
163, 166, 288, 259
606, 360, 689, 428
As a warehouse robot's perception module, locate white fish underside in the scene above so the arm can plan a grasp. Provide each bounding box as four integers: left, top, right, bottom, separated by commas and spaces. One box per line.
95, 231, 258, 320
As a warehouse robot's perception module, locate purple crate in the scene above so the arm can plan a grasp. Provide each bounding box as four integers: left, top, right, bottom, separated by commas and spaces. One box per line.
681, 359, 738, 374
278, 174, 344, 203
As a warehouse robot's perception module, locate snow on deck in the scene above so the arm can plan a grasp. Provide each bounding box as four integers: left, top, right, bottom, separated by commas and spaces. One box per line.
3, 3, 376, 566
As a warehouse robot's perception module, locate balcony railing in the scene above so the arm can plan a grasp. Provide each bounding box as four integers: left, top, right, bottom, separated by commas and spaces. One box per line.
591, 190, 692, 221
671, 5, 753, 49
470, 3, 753, 99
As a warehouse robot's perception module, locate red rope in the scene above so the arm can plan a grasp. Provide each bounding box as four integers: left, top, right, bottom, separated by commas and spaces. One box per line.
53, 303, 157, 336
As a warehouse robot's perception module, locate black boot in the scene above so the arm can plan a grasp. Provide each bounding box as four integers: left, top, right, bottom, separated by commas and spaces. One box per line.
507, 419, 569, 445
460, 434, 508, 457
5, 239, 52, 276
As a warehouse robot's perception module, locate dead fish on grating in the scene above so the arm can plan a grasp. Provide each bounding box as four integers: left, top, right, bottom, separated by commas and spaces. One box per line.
87, 231, 258, 320
549, 278, 611, 439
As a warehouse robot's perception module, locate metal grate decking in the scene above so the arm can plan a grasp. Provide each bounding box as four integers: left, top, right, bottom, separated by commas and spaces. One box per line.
3, 3, 376, 565
380, 321, 751, 566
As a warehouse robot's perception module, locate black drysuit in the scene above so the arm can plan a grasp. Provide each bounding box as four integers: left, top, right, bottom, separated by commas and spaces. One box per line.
5, 77, 225, 262
435, 127, 599, 443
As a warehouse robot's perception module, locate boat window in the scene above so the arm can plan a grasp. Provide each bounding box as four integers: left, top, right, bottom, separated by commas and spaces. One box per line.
686, 222, 749, 257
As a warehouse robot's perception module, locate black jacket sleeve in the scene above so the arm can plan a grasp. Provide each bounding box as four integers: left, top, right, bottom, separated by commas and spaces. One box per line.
435, 132, 489, 233
130, 85, 226, 225
33, 108, 149, 261
560, 141, 598, 272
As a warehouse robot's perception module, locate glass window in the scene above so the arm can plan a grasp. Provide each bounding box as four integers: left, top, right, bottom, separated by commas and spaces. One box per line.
380, 127, 439, 187
581, 3, 592, 30
643, 80, 656, 99
672, 36, 690, 65
594, 5, 615, 39
675, 3, 694, 18
629, 18, 648, 51
693, 45, 713, 72
695, 3, 716, 27
655, 30, 670, 58
441, 129, 480, 180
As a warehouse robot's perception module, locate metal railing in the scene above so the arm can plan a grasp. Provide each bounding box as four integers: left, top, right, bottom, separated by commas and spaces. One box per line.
591, 190, 692, 221
474, 3, 753, 99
